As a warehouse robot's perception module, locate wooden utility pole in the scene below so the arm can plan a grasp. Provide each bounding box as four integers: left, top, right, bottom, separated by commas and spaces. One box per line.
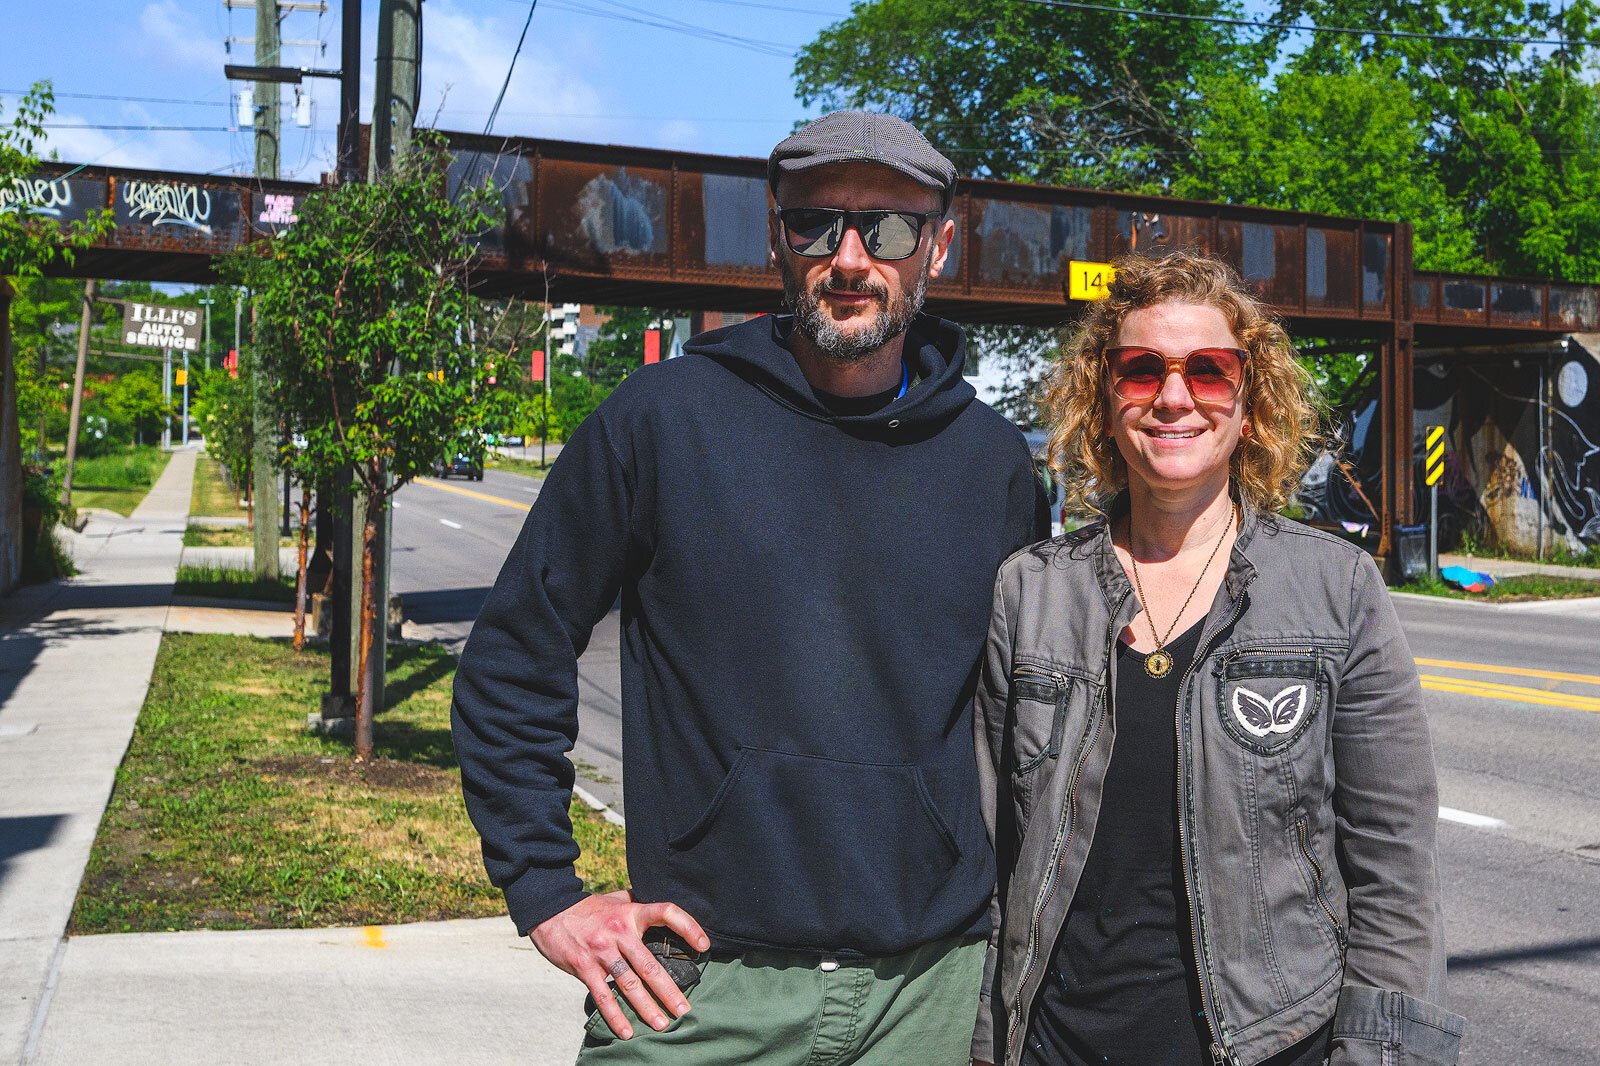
60, 279, 96, 512
319, 0, 362, 728
347, 0, 421, 750
251, 0, 282, 579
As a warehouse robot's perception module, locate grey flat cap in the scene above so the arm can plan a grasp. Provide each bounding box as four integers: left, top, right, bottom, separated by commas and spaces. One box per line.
768, 111, 957, 210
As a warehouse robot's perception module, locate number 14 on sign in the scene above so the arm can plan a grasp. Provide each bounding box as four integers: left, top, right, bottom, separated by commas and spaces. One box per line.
1068, 260, 1116, 301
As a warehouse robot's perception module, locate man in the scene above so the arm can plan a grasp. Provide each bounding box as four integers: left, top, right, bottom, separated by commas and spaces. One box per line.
452, 111, 1046, 1063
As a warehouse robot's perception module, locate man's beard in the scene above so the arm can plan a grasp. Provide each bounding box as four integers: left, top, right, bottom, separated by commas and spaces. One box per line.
779, 252, 931, 365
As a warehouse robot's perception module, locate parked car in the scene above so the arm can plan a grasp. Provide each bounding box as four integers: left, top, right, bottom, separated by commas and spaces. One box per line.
432, 452, 483, 481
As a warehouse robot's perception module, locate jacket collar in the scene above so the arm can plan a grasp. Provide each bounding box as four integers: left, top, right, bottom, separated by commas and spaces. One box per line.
1087, 486, 1263, 616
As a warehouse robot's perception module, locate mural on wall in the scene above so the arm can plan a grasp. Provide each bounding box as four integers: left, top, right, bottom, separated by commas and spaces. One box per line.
1297, 338, 1600, 552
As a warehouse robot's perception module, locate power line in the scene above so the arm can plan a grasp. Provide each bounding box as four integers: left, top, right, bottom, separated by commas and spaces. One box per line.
484, 1, 540, 137
1014, 0, 1595, 49
679, 0, 845, 14
43, 123, 238, 132
1, 89, 230, 108
515, 0, 797, 56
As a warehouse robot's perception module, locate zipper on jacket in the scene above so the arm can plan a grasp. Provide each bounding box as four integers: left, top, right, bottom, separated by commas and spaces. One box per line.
1296, 817, 1348, 947
1175, 577, 1253, 1066
1013, 667, 1071, 763
1005, 589, 1129, 1062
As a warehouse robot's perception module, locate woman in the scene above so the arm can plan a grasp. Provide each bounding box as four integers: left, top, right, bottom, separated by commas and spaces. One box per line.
971, 253, 1464, 1066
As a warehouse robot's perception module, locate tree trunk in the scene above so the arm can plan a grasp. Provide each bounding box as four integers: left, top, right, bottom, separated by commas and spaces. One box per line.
293, 481, 312, 651
353, 501, 378, 761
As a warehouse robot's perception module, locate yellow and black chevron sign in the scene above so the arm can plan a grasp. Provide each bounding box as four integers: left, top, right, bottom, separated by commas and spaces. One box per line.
1424, 426, 1446, 486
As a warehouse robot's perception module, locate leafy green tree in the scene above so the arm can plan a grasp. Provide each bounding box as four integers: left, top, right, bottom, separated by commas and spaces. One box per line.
222, 134, 501, 760
190, 365, 253, 496
1271, 0, 1600, 280
1176, 65, 1486, 273
1, 83, 113, 282
584, 305, 683, 388
793, 0, 1259, 189
94, 367, 171, 447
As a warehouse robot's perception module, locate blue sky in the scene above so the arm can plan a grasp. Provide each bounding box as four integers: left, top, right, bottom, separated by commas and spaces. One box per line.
3, 0, 852, 180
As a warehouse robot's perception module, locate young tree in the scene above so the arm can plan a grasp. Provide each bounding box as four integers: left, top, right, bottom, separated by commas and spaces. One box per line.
1, 83, 113, 282
223, 135, 501, 760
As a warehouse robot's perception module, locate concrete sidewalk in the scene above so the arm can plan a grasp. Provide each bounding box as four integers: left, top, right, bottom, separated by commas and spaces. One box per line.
1440, 551, 1600, 583
0, 449, 194, 1062
1, 448, 590, 1065
29, 918, 585, 1065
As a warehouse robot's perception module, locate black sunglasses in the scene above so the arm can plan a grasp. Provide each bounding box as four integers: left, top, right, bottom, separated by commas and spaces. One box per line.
775, 206, 936, 262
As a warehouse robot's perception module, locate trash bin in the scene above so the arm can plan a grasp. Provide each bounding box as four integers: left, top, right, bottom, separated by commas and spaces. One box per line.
1393, 523, 1428, 582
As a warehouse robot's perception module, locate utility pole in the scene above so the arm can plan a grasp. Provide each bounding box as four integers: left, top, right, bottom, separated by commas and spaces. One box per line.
322, 0, 361, 727
251, 0, 282, 580
369, 0, 420, 178
60, 279, 95, 511
353, 0, 421, 718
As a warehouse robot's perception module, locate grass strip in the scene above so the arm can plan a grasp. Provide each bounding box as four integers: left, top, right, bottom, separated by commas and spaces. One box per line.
190, 452, 248, 519
486, 454, 551, 480
1401, 573, 1600, 602
72, 633, 627, 933
68, 446, 172, 516
183, 525, 294, 549
174, 562, 297, 603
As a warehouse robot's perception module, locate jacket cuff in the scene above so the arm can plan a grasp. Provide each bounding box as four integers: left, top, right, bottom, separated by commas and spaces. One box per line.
1330, 983, 1465, 1065
970, 998, 995, 1064
969, 988, 1006, 1064
503, 864, 589, 938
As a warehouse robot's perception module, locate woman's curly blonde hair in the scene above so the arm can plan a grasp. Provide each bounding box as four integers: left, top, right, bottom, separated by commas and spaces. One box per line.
1042, 251, 1322, 517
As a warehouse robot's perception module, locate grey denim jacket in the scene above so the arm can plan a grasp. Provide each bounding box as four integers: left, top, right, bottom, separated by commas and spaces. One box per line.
971, 498, 1466, 1066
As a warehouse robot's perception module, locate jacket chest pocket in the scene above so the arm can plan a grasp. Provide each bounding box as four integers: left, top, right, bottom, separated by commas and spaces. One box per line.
1214, 653, 1330, 757
1007, 667, 1095, 827
1009, 668, 1070, 775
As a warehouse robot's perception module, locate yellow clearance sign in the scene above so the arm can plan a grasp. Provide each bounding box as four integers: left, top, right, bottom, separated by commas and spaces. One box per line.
1068, 260, 1116, 301
1424, 426, 1445, 486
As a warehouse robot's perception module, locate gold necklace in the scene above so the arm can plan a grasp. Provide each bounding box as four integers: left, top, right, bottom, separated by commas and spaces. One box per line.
1126, 503, 1237, 679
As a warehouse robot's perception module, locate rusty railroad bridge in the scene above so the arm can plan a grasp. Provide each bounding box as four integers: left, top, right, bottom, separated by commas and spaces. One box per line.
19, 130, 1600, 562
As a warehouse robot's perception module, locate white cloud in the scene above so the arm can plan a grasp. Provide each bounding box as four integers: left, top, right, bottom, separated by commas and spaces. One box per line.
653, 119, 705, 152
139, 1, 228, 72
420, 0, 612, 143
40, 106, 237, 175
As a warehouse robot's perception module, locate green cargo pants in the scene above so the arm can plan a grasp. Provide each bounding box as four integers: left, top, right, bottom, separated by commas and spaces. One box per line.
575, 933, 986, 1066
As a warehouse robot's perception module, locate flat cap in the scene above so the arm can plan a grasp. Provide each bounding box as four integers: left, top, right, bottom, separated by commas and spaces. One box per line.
768, 111, 957, 210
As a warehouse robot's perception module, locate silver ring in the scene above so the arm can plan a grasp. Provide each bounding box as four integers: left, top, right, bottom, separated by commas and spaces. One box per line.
607, 958, 629, 980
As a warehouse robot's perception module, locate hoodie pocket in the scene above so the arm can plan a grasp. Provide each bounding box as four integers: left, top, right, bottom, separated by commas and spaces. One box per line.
664, 747, 967, 954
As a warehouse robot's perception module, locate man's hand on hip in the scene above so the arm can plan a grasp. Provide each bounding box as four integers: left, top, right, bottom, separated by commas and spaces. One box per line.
530, 889, 710, 1039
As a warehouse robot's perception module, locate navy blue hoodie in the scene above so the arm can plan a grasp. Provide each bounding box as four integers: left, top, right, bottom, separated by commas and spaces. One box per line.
452, 313, 1046, 957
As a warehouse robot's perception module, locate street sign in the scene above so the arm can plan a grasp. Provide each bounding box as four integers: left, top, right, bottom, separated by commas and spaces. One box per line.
530, 349, 545, 383
1424, 425, 1446, 486
1424, 425, 1446, 580
1067, 260, 1116, 301
174, 369, 187, 386
120, 301, 203, 352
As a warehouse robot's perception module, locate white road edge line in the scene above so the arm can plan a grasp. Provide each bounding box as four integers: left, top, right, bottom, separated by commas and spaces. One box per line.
438, 519, 462, 529
1439, 806, 1506, 829
574, 783, 626, 828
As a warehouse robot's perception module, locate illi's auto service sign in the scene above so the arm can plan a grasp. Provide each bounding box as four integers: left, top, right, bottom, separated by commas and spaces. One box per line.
120, 302, 202, 352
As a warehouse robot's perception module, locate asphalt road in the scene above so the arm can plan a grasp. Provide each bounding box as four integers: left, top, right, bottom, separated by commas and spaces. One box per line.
392, 469, 1600, 1064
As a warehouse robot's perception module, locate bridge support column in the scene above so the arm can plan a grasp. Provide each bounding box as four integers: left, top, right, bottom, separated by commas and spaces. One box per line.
1379, 223, 1416, 577
0, 281, 18, 592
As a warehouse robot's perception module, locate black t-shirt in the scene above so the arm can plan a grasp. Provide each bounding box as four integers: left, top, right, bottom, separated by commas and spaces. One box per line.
1022, 621, 1332, 1066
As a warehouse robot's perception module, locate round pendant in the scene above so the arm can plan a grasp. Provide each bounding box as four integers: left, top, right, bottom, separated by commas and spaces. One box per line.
1144, 650, 1173, 679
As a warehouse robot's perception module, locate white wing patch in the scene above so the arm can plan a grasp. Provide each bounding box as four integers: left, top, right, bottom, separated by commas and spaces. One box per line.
1232, 683, 1308, 738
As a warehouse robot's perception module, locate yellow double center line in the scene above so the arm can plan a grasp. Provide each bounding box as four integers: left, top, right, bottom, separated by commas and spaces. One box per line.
411, 476, 531, 512
1415, 657, 1600, 713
